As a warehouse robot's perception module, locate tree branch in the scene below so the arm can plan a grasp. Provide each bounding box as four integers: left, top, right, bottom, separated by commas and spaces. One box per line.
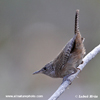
48, 44, 100, 100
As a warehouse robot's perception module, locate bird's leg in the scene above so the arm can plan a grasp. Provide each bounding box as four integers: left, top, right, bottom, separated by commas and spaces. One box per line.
62, 68, 77, 85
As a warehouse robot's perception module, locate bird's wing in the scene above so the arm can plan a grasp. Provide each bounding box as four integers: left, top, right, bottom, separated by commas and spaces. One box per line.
53, 34, 77, 70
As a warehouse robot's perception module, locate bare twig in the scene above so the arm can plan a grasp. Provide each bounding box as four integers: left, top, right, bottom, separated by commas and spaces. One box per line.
48, 44, 100, 100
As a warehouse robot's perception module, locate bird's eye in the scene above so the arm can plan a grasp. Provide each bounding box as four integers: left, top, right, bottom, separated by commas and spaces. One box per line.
43, 67, 47, 70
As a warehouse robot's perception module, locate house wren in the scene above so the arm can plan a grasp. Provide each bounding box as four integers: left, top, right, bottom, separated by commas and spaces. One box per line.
33, 10, 86, 83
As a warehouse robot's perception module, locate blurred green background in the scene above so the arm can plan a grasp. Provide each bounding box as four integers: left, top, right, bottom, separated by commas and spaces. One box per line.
0, 0, 100, 100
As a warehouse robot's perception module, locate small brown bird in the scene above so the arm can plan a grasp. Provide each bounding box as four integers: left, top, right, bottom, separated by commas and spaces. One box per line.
33, 10, 86, 83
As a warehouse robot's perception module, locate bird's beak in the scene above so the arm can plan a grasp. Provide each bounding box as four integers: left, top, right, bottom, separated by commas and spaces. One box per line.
33, 70, 42, 75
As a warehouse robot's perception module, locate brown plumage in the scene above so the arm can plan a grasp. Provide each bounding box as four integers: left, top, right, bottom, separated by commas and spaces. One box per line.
33, 10, 86, 83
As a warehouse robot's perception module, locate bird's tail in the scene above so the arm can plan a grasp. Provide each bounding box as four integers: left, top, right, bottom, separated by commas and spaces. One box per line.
75, 9, 80, 34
